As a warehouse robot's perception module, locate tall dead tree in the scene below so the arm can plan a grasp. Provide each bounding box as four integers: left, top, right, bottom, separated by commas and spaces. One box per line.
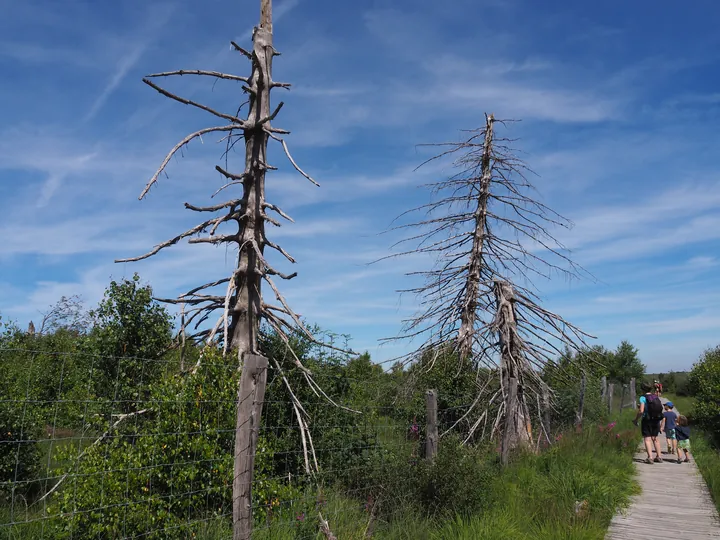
383, 113, 592, 456
115, 1, 339, 537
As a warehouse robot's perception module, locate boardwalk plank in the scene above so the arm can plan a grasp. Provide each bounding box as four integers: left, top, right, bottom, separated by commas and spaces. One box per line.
606, 398, 720, 539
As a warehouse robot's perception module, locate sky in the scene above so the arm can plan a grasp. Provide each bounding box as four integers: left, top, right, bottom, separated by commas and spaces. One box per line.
1, 0, 719, 373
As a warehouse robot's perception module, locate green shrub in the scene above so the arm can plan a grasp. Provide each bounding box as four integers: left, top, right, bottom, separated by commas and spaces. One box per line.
0, 401, 43, 503
688, 346, 720, 440
47, 350, 240, 539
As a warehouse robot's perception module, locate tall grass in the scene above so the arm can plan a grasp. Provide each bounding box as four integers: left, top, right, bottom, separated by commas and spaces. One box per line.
664, 393, 720, 515
433, 410, 640, 540
693, 436, 720, 513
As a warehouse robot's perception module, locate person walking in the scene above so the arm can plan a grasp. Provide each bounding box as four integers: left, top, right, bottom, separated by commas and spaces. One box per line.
661, 401, 678, 456
675, 415, 692, 464
633, 381, 664, 464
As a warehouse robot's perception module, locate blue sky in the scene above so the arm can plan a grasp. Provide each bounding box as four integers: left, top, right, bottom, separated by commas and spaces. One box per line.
1, 0, 719, 372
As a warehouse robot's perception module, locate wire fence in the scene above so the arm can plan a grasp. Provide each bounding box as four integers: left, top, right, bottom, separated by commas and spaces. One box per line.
0, 345, 442, 539
0, 344, 639, 539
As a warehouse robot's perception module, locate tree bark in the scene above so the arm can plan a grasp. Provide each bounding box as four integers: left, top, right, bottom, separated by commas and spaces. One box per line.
501, 377, 519, 465
457, 114, 494, 360
232, 2, 274, 538
233, 354, 268, 540
495, 281, 532, 461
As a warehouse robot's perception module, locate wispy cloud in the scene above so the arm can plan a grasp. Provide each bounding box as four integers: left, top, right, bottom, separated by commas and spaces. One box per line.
235, 0, 301, 43
84, 4, 176, 122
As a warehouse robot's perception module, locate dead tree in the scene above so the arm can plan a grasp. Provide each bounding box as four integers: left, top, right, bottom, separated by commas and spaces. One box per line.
382, 113, 592, 456
115, 1, 341, 537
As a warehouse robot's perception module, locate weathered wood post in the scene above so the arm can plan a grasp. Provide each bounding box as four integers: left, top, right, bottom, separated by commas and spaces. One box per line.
600, 376, 607, 403
234, 354, 269, 540
425, 389, 438, 461
607, 383, 614, 415
576, 372, 586, 426
542, 384, 551, 441
501, 377, 519, 465
620, 384, 627, 410
630, 377, 637, 409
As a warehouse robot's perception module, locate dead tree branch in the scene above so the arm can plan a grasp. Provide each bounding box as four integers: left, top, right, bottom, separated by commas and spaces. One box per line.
380, 113, 593, 453
115, 2, 351, 536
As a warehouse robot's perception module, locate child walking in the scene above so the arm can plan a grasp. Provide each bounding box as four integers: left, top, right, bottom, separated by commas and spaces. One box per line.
660, 401, 678, 456
675, 414, 691, 464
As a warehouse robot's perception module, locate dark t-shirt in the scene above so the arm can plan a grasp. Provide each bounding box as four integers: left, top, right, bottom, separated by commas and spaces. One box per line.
663, 411, 677, 430
675, 425, 690, 441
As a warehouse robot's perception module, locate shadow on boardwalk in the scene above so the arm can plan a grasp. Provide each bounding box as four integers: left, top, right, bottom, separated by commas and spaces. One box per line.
606, 399, 720, 539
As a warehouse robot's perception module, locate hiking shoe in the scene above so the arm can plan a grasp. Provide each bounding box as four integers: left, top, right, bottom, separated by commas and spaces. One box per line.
677, 458, 682, 464
645, 458, 653, 464
684, 458, 690, 463
654, 457, 663, 463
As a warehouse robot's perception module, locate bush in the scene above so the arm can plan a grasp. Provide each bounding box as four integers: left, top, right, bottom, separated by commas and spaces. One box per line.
688, 346, 720, 440
419, 435, 496, 517
47, 350, 240, 539
0, 401, 43, 503
86, 274, 173, 412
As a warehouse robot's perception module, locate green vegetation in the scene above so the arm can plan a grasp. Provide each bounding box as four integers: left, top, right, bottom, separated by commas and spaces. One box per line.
693, 435, 720, 514
665, 349, 720, 515
0, 274, 647, 538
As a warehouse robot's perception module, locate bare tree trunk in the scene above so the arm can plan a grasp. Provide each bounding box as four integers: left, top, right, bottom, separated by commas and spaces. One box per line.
630, 377, 637, 410
229, 2, 273, 354
458, 114, 494, 360
425, 390, 438, 460
233, 354, 268, 540
501, 377, 519, 465
575, 372, 586, 426
232, 3, 273, 538
115, 0, 332, 535
495, 281, 531, 460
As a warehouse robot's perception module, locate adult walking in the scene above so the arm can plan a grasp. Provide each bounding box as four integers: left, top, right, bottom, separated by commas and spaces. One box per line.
633, 381, 664, 464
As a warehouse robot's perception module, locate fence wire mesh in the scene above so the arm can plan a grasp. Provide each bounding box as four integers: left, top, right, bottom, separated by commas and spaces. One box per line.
0, 343, 468, 539
0, 342, 633, 539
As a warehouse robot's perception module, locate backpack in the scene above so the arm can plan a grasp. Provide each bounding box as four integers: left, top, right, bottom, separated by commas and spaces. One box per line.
645, 394, 663, 420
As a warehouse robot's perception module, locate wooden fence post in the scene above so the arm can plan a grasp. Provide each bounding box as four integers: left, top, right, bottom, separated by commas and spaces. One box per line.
425, 390, 438, 461
542, 384, 551, 441
575, 372, 586, 426
501, 377, 519, 465
630, 377, 637, 409
234, 354, 269, 540
600, 376, 607, 403
607, 383, 614, 415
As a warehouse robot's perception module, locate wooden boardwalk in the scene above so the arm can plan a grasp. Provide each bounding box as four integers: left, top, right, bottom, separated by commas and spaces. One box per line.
607, 399, 720, 539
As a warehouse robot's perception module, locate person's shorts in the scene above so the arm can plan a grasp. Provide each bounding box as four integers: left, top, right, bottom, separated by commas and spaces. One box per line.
678, 439, 691, 450
666, 428, 677, 440
641, 419, 661, 437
